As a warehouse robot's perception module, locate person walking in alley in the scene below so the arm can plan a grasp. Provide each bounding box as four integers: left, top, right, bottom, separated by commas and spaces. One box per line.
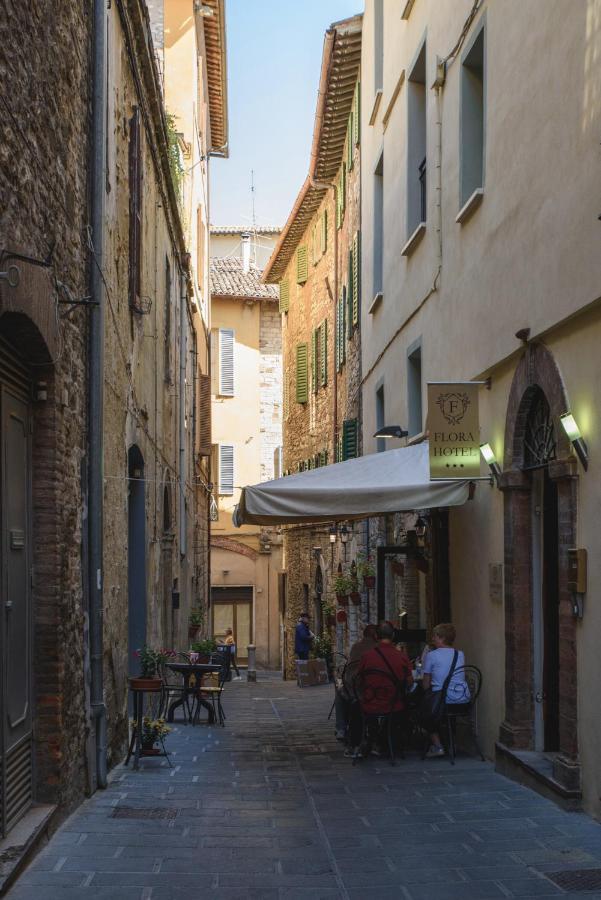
294, 612, 314, 660
421, 622, 470, 758
221, 627, 242, 680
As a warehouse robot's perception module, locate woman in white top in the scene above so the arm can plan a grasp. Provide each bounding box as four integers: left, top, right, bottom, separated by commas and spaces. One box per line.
422, 622, 470, 758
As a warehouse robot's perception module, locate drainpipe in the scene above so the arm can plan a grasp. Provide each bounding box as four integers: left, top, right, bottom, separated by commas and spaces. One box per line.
179, 274, 188, 562
89, 0, 107, 789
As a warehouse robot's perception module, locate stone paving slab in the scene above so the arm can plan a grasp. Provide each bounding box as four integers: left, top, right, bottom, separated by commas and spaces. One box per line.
7, 676, 601, 899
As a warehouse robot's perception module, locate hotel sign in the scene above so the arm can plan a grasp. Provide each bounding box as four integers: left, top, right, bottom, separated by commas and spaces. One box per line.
427, 382, 480, 480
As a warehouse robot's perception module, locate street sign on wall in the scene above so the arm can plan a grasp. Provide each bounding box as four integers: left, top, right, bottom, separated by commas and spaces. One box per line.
427, 382, 480, 480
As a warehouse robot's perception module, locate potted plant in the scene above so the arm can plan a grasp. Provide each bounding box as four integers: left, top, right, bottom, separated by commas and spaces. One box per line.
312, 632, 333, 678
358, 557, 376, 589
130, 646, 174, 691
333, 573, 353, 606
322, 602, 336, 628
188, 608, 203, 640
140, 716, 171, 755
190, 637, 217, 663
350, 589, 362, 606
336, 608, 347, 625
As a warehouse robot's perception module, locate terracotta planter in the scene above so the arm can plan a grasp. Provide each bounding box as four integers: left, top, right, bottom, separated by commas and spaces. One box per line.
336, 609, 347, 624
326, 614, 336, 627
363, 575, 376, 589
129, 676, 163, 692
336, 593, 349, 607
350, 591, 362, 606
142, 743, 161, 755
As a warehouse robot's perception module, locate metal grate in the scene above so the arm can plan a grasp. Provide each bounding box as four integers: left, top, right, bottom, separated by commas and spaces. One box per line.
112, 806, 177, 820
546, 869, 601, 892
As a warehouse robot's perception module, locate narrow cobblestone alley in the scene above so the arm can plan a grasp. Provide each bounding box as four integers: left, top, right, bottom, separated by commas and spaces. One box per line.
8, 677, 601, 900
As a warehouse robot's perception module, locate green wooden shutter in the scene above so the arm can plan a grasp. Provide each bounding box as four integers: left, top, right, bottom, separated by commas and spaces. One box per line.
353, 81, 360, 146
279, 278, 289, 314
352, 231, 360, 327
296, 245, 308, 284
296, 342, 308, 403
321, 209, 327, 253
283, 375, 289, 418
342, 418, 358, 460
347, 250, 354, 339
334, 301, 339, 371
311, 327, 318, 394
336, 182, 342, 230
340, 291, 346, 365
347, 113, 353, 171
320, 320, 327, 387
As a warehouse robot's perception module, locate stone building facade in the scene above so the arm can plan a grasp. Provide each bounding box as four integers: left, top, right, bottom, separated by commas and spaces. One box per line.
0, 0, 226, 850
209, 244, 283, 670
263, 17, 363, 678
360, 0, 601, 815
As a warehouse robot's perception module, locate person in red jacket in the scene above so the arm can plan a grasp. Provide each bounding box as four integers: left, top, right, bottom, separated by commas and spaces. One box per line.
354, 622, 412, 757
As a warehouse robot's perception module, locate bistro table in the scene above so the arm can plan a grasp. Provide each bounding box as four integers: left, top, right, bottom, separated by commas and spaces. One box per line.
165, 662, 222, 725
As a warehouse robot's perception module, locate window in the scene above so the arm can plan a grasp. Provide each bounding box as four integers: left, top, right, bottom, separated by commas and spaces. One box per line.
218, 328, 234, 396
407, 42, 427, 237
164, 256, 172, 382
460, 24, 485, 207
407, 342, 423, 436
336, 165, 346, 230
373, 153, 384, 299
342, 418, 358, 460
279, 278, 289, 314
336, 293, 345, 371
374, 0, 383, 92
376, 384, 385, 453
296, 342, 308, 403
351, 231, 360, 328
128, 107, 142, 310
353, 81, 361, 146
296, 245, 308, 284
218, 444, 234, 495
319, 320, 328, 387
197, 373, 211, 457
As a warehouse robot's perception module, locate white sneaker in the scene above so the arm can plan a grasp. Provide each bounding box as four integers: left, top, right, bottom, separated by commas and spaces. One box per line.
233, 675, 242, 681
426, 745, 445, 758
335, 729, 346, 741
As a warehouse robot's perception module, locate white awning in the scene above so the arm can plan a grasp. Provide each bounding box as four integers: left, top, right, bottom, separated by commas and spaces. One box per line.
233, 441, 471, 527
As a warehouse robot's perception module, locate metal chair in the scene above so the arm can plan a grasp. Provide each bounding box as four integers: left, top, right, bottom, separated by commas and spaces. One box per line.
158, 652, 193, 723
351, 668, 407, 766
197, 646, 231, 726
442, 664, 485, 764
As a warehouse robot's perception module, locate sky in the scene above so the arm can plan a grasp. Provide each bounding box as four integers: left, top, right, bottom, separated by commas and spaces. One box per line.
210, 0, 363, 229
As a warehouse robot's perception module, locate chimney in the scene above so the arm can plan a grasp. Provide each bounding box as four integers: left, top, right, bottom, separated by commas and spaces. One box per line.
241, 232, 251, 273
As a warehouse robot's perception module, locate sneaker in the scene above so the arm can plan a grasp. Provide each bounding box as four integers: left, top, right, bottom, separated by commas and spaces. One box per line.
344, 747, 360, 759
426, 745, 445, 758
370, 747, 382, 758
335, 729, 346, 741
232, 676, 242, 681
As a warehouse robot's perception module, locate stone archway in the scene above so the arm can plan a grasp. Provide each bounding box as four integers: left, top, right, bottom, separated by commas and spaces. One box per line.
499, 342, 580, 792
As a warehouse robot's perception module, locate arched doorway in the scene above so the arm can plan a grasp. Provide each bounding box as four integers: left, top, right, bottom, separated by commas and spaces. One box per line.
127, 446, 146, 676
500, 343, 580, 791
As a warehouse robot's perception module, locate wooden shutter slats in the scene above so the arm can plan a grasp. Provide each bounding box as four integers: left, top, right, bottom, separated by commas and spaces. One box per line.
353, 81, 361, 146
219, 444, 234, 495
279, 278, 289, 314
342, 418, 358, 461
219, 327, 234, 396
319, 320, 327, 387
296, 342, 308, 403
352, 231, 361, 327
296, 245, 308, 284
198, 373, 211, 457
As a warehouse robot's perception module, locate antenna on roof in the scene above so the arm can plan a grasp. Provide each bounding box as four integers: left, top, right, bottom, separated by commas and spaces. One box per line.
250, 170, 257, 267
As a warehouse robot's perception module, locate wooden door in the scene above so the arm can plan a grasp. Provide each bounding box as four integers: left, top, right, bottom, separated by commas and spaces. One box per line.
211, 587, 253, 663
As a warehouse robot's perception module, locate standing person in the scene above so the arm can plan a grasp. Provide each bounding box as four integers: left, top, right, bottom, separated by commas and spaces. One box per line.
421, 622, 470, 758
294, 612, 314, 660
222, 627, 241, 680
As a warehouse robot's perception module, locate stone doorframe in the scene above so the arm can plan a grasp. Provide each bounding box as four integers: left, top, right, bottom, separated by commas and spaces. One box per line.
499, 342, 580, 791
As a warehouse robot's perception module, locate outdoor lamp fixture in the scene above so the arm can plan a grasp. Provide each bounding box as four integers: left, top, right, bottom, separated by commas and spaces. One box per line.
560, 413, 588, 470
340, 524, 349, 544
414, 516, 427, 541
329, 524, 337, 544
480, 442, 502, 484
373, 425, 409, 439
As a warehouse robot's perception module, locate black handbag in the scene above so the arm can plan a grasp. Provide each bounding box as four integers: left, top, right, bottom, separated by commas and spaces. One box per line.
418, 650, 458, 730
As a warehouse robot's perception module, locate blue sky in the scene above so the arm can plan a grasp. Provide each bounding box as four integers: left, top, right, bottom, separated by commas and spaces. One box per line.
210, 0, 363, 228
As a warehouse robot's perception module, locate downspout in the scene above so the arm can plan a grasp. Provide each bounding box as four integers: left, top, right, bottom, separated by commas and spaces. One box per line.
89, 0, 107, 789
179, 273, 188, 562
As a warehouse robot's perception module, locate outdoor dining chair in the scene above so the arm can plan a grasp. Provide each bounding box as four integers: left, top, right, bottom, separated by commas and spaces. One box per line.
158, 652, 194, 723
442, 664, 485, 764
351, 668, 407, 766
196, 646, 232, 726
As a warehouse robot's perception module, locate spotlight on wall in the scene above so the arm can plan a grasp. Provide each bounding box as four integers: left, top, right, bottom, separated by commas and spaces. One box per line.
373, 425, 409, 439
559, 413, 588, 471
480, 443, 502, 484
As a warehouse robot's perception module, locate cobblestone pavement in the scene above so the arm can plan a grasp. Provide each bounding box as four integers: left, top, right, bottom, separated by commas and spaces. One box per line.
8, 675, 601, 900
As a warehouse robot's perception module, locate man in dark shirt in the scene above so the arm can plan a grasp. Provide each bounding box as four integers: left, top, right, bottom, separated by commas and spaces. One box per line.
334, 624, 379, 741
294, 613, 313, 660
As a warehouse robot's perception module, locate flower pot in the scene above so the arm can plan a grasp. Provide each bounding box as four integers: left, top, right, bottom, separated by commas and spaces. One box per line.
336, 609, 347, 624
129, 676, 163, 692
336, 593, 349, 607
326, 614, 336, 627
141, 744, 161, 756
350, 591, 362, 606
363, 575, 376, 589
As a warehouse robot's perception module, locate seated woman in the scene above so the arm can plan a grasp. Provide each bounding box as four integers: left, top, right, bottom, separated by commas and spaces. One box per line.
422, 622, 470, 758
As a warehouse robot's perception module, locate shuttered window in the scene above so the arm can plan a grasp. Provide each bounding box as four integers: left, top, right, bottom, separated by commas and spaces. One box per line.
283, 375, 289, 419
319, 320, 328, 387
219, 328, 234, 396
296, 342, 308, 403
347, 113, 354, 171
321, 209, 328, 253
352, 231, 361, 327
335, 299, 340, 371
279, 278, 289, 314
342, 418, 358, 460
296, 245, 308, 284
353, 81, 361, 146
218, 444, 234, 495
197, 373, 211, 457
347, 251, 354, 340
311, 328, 318, 394
336, 294, 345, 371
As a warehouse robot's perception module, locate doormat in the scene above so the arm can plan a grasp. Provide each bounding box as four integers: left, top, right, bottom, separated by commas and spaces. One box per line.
545, 869, 601, 891
112, 806, 177, 820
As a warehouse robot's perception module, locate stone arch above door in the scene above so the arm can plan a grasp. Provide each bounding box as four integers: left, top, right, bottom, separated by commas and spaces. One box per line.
500, 341, 580, 794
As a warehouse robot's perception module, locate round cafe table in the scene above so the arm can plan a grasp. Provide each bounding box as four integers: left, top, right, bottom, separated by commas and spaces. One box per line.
165, 662, 222, 725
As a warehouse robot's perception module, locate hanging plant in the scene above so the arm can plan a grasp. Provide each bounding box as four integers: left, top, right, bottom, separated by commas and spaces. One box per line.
333, 573, 353, 604
336, 609, 347, 624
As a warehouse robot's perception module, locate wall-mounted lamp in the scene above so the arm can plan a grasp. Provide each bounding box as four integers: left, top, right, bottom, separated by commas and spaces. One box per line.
480, 443, 502, 483
373, 425, 409, 439
414, 516, 427, 540
329, 525, 337, 545
340, 524, 349, 544
559, 413, 588, 471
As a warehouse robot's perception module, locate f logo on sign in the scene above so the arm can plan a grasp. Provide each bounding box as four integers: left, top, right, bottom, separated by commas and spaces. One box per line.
436, 392, 470, 426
